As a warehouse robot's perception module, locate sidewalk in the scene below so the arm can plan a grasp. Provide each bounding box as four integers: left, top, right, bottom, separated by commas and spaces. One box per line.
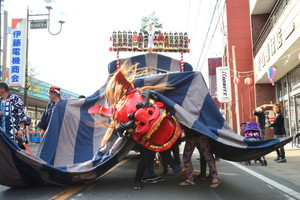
255, 142, 300, 187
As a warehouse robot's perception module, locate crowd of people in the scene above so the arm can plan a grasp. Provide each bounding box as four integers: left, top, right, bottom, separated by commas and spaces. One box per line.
0, 81, 288, 190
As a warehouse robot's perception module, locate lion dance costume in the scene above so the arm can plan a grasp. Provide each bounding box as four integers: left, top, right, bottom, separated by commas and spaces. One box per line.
88, 64, 182, 152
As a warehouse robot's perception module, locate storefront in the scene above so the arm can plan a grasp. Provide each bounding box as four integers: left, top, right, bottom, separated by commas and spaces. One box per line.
276, 64, 300, 136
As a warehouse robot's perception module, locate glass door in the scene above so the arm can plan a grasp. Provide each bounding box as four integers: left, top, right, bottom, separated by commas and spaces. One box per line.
295, 95, 300, 134
289, 96, 296, 136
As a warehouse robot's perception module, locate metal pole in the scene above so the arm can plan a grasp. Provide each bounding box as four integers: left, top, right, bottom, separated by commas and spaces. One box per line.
35, 105, 37, 131
232, 45, 240, 134
24, 8, 29, 108
2, 11, 8, 81
0, 0, 2, 76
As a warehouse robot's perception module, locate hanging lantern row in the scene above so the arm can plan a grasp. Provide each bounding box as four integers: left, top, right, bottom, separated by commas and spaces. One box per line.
233, 77, 253, 86
233, 67, 277, 86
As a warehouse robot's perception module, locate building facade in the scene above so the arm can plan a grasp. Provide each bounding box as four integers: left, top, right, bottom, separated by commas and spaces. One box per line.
221, 0, 300, 136
222, 0, 256, 134
251, 0, 300, 136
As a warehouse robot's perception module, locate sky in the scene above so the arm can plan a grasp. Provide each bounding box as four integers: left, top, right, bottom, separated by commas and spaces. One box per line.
2, 0, 225, 96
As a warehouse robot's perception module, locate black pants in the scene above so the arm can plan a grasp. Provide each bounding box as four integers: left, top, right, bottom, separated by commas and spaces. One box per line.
171, 143, 181, 166
276, 147, 285, 158
275, 135, 285, 159
160, 149, 178, 172
135, 144, 156, 182
196, 146, 207, 174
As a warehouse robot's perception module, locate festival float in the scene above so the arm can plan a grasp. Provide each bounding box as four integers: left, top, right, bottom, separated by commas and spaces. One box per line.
0, 26, 299, 188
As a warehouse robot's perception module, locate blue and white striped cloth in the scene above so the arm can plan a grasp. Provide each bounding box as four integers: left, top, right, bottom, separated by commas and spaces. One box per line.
0, 54, 295, 187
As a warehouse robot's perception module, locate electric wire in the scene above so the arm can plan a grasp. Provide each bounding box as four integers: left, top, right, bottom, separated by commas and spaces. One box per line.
191, 0, 213, 58
195, 0, 220, 71
189, 0, 206, 46
198, 0, 227, 72
185, 0, 192, 31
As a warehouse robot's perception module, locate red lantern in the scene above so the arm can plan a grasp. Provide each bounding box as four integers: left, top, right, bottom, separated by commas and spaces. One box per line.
244, 77, 253, 85
234, 77, 240, 84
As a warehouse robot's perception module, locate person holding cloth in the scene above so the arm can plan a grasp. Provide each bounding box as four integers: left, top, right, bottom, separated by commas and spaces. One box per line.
38, 86, 61, 138
0, 82, 27, 149
266, 103, 287, 163
179, 126, 220, 188
253, 106, 266, 137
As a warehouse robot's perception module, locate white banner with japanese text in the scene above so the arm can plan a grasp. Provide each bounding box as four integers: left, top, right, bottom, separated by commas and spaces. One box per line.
9, 18, 27, 88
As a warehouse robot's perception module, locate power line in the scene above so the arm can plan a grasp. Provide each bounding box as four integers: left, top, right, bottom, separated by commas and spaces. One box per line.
198, 0, 227, 72
190, 0, 212, 54
194, 0, 220, 71
188, 0, 204, 42
185, 0, 192, 31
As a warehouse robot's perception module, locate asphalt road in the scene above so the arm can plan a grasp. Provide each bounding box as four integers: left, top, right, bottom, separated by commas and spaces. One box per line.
0, 143, 299, 200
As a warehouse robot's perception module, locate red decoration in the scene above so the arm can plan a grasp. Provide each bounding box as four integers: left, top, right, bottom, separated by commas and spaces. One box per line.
244, 77, 253, 86
234, 77, 240, 84
89, 89, 182, 152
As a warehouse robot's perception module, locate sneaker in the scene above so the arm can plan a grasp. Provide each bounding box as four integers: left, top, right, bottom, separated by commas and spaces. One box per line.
141, 177, 158, 183
197, 173, 212, 180
277, 158, 286, 163
132, 181, 141, 190
175, 168, 188, 177
153, 176, 165, 182
160, 172, 168, 176
172, 165, 182, 176
196, 173, 207, 180
274, 157, 280, 161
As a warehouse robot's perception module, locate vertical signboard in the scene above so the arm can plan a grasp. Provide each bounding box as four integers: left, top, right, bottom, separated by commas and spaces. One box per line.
216, 66, 231, 103
9, 18, 27, 88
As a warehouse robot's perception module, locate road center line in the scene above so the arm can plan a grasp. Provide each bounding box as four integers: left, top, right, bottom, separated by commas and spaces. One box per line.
227, 161, 300, 199
48, 153, 138, 200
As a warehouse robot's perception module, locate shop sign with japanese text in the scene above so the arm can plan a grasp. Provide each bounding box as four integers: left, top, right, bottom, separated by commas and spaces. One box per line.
9, 18, 27, 88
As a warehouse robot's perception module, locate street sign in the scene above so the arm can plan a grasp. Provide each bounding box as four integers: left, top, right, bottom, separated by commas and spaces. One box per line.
30, 20, 47, 29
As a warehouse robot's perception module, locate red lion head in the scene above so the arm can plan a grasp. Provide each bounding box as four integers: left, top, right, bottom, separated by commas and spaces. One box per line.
88, 65, 181, 152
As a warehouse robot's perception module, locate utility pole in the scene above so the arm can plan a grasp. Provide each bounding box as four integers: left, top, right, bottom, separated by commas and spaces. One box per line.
23, 6, 65, 108
232, 45, 240, 135
0, 0, 2, 78
2, 10, 8, 82
24, 8, 29, 108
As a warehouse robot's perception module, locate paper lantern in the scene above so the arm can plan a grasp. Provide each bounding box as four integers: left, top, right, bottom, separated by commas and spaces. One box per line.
244, 77, 253, 85
234, 77, 240, 84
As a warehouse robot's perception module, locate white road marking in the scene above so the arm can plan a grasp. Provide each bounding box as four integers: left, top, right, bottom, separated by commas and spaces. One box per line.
227, 161, 300, 199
